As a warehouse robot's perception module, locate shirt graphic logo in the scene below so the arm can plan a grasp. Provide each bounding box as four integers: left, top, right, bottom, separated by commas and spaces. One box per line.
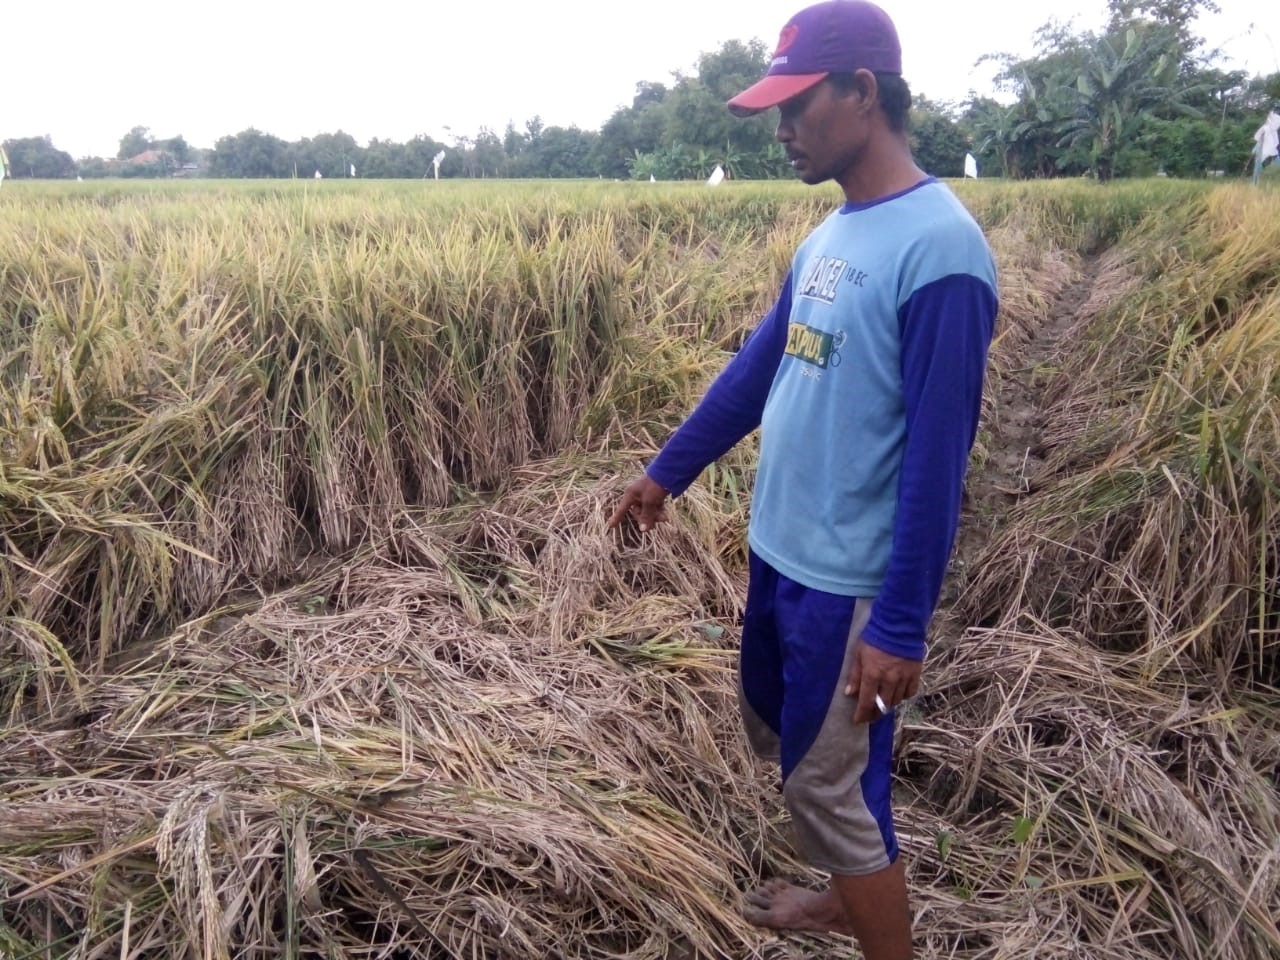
797, 255, 848, 304
785, 322, 842, 368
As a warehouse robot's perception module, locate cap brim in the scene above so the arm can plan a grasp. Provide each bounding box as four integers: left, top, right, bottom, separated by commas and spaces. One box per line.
727, 72, 828, 117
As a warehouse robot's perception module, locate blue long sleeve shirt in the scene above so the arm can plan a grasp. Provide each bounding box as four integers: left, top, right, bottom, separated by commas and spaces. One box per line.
647, 178, 997, 660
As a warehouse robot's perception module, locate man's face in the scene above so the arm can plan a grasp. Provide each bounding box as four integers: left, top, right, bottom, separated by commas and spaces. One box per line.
775, 76, 872, 186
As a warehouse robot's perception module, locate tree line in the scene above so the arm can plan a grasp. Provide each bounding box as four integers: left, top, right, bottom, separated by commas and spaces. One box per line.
4, 0, 1274, 183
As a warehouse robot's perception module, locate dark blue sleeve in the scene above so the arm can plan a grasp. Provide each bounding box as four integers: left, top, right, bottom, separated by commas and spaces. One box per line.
646, 273, 793, 497
861, 273, 997, 660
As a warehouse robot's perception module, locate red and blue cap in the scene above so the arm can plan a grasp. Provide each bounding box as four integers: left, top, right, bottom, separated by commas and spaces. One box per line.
728, 0, 902, 117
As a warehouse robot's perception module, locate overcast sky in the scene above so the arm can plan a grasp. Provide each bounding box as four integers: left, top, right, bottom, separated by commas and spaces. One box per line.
8, 0, 1275, 159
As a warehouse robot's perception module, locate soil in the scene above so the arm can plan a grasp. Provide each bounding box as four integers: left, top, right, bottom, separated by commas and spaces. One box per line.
944, 255, 1100, 608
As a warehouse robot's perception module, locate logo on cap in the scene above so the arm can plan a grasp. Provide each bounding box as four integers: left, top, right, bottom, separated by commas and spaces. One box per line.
774, 24, 799, 57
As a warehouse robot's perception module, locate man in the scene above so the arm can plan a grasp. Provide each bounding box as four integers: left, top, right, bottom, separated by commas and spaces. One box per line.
608, 3, 997, 958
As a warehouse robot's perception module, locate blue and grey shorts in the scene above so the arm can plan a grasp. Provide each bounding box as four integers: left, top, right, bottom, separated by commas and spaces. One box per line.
738, 550, 899, 876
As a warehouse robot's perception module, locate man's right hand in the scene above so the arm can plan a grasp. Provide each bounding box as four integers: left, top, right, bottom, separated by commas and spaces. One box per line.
607, 475, 671, 532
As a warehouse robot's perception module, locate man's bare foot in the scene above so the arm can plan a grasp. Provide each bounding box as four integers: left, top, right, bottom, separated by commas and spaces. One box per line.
742, 878, 856, 934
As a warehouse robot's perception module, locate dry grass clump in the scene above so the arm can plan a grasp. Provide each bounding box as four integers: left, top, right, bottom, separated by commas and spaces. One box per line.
0, 458, 790, 960
960, 184, 1279, 680
899, 622, 1280, 959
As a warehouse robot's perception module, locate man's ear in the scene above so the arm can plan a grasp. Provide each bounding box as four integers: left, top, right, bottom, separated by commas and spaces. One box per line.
853, 69, 879, 115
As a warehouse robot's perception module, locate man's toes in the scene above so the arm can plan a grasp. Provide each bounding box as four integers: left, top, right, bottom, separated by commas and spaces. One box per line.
743, 902, 791, 931
745, 878, 791, 907
751, 877, 791, 899
744, 887, 775, 909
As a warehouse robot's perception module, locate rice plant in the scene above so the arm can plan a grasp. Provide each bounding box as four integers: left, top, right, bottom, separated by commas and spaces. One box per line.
1, 177, 1276, 959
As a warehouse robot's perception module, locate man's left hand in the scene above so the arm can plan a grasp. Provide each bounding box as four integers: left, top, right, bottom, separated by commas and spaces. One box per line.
845, 640, 922, 725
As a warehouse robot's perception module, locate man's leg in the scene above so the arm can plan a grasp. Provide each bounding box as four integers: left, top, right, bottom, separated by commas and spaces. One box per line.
739, 555, 855, 933
831, 858, 913, 960
738, 551, 785, 763
741, 588, 912, 957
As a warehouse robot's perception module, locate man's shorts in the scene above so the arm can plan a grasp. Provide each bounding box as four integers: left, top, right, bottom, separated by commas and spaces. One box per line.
738, 549, 899, 876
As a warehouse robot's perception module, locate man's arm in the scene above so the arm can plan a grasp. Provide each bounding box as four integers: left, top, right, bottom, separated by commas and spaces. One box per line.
862, 272, 997, 658
609, 274, 793, 528
848, 271, 996, 722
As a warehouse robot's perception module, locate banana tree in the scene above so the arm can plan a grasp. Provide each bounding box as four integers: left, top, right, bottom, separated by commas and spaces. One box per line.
718, 142, 746, 180
973, 102, 1044, 179
1058, 26, 1196, 180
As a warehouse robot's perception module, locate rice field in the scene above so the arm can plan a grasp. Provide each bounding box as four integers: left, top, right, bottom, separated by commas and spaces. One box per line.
0, 177, 1276, 959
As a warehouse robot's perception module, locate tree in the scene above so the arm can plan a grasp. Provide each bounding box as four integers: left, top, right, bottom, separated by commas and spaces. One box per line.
965, 0, 1253, 181
404, 134, 450, 178
362, 137, 408, 178
153, 135, 191, 166
975, 24, 1099, 179
207, 129, 290, 177
626, 149, 662, 180
117, 126, 153, 160
597, 40, 782, 180
515, 125, 598, 178
2, 136, 76, 178
1106, 0, 1220, 67
309, 131, 361, 177
75, 156, 118, 179
502, 121, 527, 161
910, 98, 969, 177
460, 127, 506, 177
592, 82, 672, 178
662, 40, 777, 173
632, 81, 668, 110
967, 100, 1019, 178
1059, 26, 1195, 179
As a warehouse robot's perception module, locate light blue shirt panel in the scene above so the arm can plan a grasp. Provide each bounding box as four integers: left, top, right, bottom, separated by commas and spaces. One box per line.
748, 181, 994, 596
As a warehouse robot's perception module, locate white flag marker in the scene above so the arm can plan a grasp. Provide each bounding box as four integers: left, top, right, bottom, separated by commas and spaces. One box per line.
707, 164, 725, 187
1255, 112, 1280, 163
964, 152, 978, 178
1253, 111, 1280, 184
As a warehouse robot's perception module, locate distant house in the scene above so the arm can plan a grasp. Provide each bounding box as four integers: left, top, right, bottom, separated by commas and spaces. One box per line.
126, 149, 201, 177
129, 149, 171, 166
